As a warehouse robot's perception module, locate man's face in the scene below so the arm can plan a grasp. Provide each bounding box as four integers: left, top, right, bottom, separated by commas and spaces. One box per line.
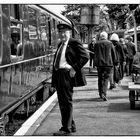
124, 39, 129, 43
58, 29, 71, 42
92, 38, 96, 44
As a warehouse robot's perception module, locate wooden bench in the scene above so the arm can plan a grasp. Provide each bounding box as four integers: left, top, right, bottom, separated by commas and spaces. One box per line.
128, 82, 140, 109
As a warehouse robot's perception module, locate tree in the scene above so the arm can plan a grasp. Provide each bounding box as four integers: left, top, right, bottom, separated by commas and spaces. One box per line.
106, 4, 129, 30
133, 5, 140, 25
62, 4, 130, 31
129, 4, 139, 11
134, 7, 140, 25
61, 4, 111, 35
61, 4, 81, 23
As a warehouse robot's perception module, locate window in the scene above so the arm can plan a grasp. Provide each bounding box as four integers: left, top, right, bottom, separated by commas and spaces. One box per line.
39, 13, 47, 41
10, 4, 20, 20
28, 7, 38, 40
10, 5, 23, 57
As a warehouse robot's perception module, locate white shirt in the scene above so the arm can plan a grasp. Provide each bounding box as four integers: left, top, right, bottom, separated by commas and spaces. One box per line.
59, 39, 72, 69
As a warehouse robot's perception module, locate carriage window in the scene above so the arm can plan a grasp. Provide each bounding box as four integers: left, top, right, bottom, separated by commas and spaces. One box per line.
39, 13, 47, 41
28, 7, 38, 40
10, 4, 23, 58
10, 24, 23, 57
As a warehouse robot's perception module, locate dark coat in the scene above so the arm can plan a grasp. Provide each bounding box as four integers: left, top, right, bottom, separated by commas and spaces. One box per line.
52, 38, 89, 87
93, 39, 118, 67
88, 42, 95, 57
111, 40, 126, 63
125, 42, 136, 59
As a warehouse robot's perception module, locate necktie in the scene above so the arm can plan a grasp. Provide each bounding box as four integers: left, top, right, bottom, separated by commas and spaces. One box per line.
54, 43, 65, 70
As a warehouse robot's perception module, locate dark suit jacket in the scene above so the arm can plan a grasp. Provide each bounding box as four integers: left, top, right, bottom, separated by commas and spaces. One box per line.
52, 38, 89, 87
93, 39, 118, 67
88, 42, 95, 57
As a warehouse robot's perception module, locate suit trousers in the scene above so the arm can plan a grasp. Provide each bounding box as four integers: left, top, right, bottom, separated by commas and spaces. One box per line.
126, 58, 133, 75
55, 69, 76, 132
97, 67, 112, 96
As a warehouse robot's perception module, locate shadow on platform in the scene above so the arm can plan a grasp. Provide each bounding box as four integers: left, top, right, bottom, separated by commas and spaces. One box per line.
108, 102, 140, 112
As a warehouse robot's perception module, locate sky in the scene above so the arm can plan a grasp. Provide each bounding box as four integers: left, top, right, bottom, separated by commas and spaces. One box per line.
43, 5, 66, 14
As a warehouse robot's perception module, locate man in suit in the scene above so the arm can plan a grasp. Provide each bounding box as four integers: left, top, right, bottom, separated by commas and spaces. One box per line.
51, 23, 89, 136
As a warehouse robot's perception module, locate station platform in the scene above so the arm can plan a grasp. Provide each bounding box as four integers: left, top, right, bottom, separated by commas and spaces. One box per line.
15, 69, 140, 136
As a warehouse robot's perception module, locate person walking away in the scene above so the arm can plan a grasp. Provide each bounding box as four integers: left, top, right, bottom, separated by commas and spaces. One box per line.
93, 31, 117, 101
125, 35, 136, 76
109, 33, 125, 89
51, 23, 89, 136
88, 37, 96, 69
119, 38, 128, 76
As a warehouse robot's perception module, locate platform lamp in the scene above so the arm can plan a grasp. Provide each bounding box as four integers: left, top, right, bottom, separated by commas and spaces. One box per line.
80, 5, 100, 43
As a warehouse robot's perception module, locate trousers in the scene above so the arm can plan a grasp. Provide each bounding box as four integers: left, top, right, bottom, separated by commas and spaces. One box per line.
55, 69, 76, 132
126, 58, 133, 75
97, 67, 112, 96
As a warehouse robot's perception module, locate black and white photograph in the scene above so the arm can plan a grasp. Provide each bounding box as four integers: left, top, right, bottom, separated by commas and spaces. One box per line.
0, 0, 140, 138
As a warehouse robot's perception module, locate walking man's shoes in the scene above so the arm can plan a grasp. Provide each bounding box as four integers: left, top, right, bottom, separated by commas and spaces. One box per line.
53, 130, 72, 136
102, 95, 108, 101
109, 84, 116, 89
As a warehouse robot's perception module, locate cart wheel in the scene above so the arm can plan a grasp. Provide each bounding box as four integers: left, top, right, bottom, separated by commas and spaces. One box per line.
129, 90, 135, 109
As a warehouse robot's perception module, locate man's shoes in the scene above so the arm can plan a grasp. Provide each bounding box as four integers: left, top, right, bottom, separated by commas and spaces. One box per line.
109, 84, 116, 89
53, 130, 72, 136
102, 95, 108, 101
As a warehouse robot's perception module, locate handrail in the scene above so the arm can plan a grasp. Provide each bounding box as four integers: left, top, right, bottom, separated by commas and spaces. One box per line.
0, 53, 55, 69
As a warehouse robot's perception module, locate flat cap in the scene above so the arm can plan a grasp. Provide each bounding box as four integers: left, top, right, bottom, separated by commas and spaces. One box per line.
57, 23, 72, 30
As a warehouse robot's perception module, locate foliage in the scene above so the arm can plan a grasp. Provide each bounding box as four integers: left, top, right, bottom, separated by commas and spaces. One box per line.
61, 4, 130, 31
61, 4, 81, 23
61, 4, 139, 32
106, 4, 129, 29
129, 4, 139, 11
134, 6, 140, 25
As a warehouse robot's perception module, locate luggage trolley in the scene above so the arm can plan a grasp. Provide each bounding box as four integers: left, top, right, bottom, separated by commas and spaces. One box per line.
128, 64, 140, 109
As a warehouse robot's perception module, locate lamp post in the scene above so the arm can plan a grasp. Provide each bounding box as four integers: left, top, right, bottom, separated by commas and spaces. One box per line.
132, 10, 138, 51
80, 5, 100, 43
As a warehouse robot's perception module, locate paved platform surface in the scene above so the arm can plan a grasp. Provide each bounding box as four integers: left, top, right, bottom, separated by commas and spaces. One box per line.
32, 74, 140, 136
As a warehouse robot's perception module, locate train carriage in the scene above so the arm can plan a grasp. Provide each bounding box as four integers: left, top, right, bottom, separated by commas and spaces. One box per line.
0, 4, 74, 135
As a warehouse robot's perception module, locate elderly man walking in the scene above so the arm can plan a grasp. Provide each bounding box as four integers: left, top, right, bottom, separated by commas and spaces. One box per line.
93, 31, 118, 101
